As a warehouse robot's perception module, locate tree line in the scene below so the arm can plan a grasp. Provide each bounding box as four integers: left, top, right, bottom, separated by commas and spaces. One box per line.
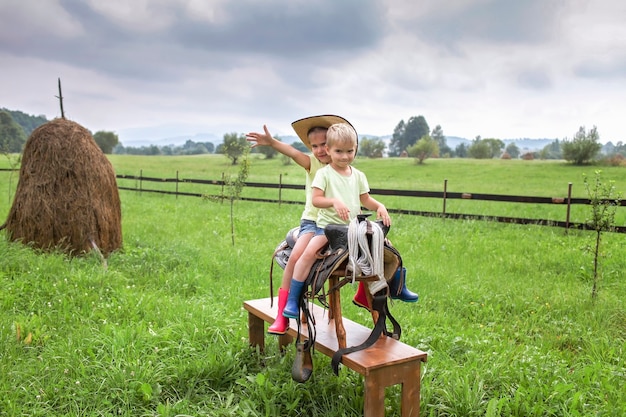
2, 108, 625, 166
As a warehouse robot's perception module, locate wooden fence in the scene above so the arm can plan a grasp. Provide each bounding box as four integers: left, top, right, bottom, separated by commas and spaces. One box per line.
114, 171, 626, 234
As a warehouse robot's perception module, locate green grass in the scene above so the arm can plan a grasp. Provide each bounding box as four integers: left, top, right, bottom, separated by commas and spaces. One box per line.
104, 155, 626, 226
1, 155, 625, 416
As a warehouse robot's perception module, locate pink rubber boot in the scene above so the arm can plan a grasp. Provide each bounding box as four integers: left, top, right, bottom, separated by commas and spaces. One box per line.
352, 282, 371, 310
268, 288, 290, 335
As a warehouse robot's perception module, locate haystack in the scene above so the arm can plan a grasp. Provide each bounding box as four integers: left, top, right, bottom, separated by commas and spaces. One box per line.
2, 118, 122, 256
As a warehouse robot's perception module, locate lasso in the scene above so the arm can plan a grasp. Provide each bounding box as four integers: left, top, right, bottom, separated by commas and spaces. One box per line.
347, 216, 387, 294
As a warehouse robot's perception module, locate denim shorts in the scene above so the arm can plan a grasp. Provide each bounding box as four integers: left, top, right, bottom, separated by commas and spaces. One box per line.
299, 219, 325, 237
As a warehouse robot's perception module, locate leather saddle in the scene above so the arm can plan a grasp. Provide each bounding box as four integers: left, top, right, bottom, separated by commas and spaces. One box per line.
272, 215, 403, 302
270, 215, 404, 380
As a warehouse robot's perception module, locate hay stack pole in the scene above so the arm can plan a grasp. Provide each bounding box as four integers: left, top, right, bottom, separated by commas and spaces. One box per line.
2, 117, 122, 256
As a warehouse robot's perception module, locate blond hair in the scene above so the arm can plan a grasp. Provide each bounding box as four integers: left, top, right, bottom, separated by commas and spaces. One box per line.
326, 123, 357, 149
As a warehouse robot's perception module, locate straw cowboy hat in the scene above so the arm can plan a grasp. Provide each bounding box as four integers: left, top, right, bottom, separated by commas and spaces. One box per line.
291, 114, 357, 150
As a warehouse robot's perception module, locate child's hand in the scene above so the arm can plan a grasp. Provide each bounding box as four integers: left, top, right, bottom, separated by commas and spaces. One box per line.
377, 206, 391, 226
333, 200, 350, 221
246, 125, 273, 148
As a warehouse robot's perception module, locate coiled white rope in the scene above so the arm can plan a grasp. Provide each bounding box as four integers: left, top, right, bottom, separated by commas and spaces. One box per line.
347, 217, 387, 294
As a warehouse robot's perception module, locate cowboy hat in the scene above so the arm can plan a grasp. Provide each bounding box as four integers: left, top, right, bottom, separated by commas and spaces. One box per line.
291, 114, 357, 149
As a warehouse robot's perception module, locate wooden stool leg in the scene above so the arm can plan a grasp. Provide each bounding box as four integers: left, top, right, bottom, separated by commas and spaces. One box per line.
401, 361, 421, 417
248, 311, 265, 353
278, 333, 293, 351
363, 373, 385, 417
329, 276, 346, 350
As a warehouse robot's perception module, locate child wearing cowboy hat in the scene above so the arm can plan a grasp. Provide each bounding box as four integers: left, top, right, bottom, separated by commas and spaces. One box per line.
247, 115, 349, 334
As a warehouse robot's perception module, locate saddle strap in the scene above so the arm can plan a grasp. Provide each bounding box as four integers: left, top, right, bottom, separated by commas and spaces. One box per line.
296, 294, 317, 352
330, 292, 402, 375
269, 257, 276, 307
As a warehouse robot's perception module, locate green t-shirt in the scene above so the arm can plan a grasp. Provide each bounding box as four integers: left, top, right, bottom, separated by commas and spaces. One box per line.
311, 165, 370, 228
301, 156, 325, 222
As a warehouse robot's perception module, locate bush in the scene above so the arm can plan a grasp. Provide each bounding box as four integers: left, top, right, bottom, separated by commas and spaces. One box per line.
600, 154, 626, 167
562, 126, 602, 165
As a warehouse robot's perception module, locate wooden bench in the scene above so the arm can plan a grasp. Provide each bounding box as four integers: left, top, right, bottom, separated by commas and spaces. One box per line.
244, 297, 428, 417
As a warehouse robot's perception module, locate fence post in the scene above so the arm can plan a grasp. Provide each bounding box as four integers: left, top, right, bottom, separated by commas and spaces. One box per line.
279, 174, 283, 207
221, 172, 225, 204
443, 179, 448, 216
565, 182, 572, 232
176, 170, 179, 199
140, 169, 143, 194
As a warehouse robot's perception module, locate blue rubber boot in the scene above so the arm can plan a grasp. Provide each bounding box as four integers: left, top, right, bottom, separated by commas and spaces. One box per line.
283, 279, 306, 319
389, 267, 419, 302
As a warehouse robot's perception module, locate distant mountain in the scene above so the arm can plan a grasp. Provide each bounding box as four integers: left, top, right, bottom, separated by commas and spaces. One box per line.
114, 120, 562, 151
502, 138, 559, 151
120, 132, 221, 148
276, 134, 558, 153
79, 120, 571, 157
444, 136, 558, 151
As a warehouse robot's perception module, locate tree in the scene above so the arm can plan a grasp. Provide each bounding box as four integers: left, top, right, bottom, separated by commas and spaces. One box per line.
221, 133, 248, 165
431, 125, 451, 157
388, 120, 405, 157
562, 126, 602, 165
257, 137, 280, 159
407, 134, 439, 164
203, 142, 215, 154
358, 137, 386, 158
455, 142, 468, 158
483, 138, 505, 158
1, 108, 47, 137
505, 142, 520, 159
539, 140, 562, 160
93, 131, 119, 154
467, 136, 491, 159
179, 139, 211, 155
291, 141, 309, 153
0, 110, 27, 153
468, 137, 504, 159
388, 116, 429, 156
224, 148, 250, 246
582, 170, 622, 299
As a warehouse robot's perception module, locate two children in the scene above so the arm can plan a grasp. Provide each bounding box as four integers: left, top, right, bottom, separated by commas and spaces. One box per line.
247, 116, 418, 332
282, 122, 392, 318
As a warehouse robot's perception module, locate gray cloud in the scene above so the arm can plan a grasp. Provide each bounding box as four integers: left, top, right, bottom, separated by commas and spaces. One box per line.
410, 0, 566, 50
516, 69, 553, 90
1, 0, 387, 82
574, 56, 626, 80
1, 0, 625, 143
173, 1, 386, 56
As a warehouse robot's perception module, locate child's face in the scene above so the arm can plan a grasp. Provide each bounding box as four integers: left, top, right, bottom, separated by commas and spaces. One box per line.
327, 141, 356, 168
308, 131, 331, 164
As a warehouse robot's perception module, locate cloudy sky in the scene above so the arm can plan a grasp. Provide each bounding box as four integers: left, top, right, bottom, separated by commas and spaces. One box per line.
1, 0, 625, 146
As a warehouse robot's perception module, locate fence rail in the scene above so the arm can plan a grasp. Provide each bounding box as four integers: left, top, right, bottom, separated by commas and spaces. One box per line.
114, 171, 626, 234
3, 167, 624, 232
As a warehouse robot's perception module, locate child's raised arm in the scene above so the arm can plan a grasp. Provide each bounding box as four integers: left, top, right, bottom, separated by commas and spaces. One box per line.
246, 125, 311, 170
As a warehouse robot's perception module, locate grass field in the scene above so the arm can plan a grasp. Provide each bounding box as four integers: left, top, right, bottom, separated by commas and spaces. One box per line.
1, 154, 625, 416
104, 154, 626, 227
